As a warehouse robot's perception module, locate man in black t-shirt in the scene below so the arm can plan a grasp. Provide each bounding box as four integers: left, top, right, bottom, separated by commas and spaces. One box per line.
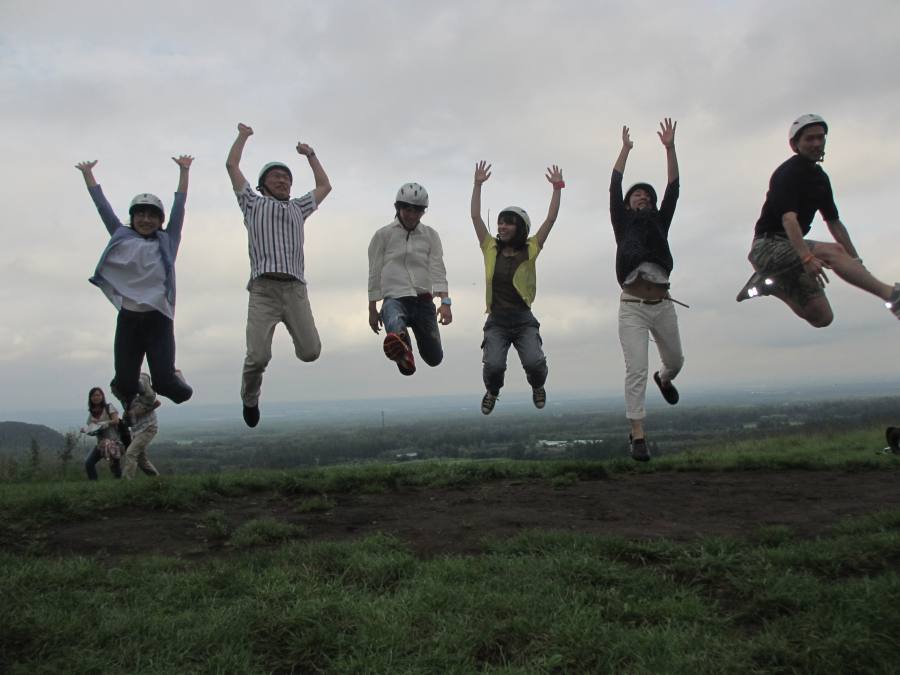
737, 114, 900, 326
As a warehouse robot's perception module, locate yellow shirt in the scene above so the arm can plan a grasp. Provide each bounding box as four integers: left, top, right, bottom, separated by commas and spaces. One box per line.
481, 235, 541, 313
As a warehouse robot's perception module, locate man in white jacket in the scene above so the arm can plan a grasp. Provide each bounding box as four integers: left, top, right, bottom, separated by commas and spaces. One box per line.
367, 183, 452, 376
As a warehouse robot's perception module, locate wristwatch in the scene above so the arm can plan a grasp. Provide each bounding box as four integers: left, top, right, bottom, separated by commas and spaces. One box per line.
440, 297, 452, 306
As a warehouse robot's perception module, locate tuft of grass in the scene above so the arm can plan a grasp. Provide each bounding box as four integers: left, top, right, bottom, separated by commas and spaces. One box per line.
294, 495, 335, 513
228, 518, 304, 549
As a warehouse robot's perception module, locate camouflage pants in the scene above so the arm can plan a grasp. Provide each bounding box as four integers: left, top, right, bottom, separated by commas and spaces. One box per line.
748, 237, 824, 307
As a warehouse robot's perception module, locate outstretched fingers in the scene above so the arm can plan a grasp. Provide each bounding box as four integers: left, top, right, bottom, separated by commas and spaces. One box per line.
657, 117, 677, 146
474, 160, 492, 183
545, 164, 563, 183
75, 160, 98, 172
172, 155, 194, 168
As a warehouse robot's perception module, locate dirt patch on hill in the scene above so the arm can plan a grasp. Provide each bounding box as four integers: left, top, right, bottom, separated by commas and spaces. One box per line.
28, 469, 900, 559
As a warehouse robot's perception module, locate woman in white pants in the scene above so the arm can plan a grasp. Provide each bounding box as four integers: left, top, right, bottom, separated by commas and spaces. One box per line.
609, 119, 684, 461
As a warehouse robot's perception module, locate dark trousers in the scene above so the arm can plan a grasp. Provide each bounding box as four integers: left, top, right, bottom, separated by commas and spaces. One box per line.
85, 446, 121, 480
111, 309, 192, 407
380, 296, 444, 367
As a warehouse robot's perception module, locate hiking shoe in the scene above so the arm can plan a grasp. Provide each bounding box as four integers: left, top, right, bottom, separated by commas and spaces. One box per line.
736, 271, 777, 302
653, 371, 679, 405
887, 427, 900, 454
243, 404, 260, 428
885, 283, 900, 319
481, 391, 498, 415
532, 386, 546, 409
629, 434, 651, 462
383, 332, 416, 375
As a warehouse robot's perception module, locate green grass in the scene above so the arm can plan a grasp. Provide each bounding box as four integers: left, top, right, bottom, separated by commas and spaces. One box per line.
2, 426, 900, 673
3, 521, 900, 673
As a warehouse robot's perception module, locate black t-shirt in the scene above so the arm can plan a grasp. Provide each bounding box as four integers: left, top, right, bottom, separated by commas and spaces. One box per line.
754, 155, 839, 237
491, 248, 529, 313
609, 170, 678, 286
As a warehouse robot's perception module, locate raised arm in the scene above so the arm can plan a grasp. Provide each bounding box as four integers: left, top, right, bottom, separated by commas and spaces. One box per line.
226, 123, 253, 192
172, 155, 193, 193
613, 125, 633, 174
534, 165, 564, 248
471, 161, 492, 244
296, 142, 332, 206
76, 160, 123, 234
657, 118, 678, 183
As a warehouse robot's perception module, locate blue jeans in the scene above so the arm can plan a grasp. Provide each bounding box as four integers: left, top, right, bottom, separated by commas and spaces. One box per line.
481, 310, 547, 395
381, 296, 443, 367
85, 446, 121, 481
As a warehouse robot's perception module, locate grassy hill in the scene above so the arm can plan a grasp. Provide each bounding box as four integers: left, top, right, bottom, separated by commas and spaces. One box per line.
0, 421, 64, 452
2, 427, 900, 673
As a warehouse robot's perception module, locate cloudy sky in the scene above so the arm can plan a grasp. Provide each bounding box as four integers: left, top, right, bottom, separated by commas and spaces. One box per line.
2, 0, 899, 416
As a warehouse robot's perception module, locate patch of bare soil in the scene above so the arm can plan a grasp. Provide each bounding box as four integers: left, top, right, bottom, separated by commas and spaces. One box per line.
34, 469, 900, 559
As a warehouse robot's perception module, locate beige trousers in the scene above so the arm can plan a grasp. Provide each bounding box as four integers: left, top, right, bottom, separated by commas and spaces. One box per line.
123, 424, 159, 480
242, 277, 321, 406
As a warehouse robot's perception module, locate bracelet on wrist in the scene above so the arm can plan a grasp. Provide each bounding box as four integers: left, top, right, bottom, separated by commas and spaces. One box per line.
553, 181, 565, 189
801, 253, 814, 264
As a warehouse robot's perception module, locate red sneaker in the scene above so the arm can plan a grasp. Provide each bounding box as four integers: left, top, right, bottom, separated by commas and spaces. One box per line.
383, 333, 416, 376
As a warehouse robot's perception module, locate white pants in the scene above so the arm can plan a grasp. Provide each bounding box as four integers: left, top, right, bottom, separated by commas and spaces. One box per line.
618, 296, 684, 420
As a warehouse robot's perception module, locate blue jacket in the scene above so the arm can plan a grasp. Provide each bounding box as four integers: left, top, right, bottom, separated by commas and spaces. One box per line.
88, 185, 185, 309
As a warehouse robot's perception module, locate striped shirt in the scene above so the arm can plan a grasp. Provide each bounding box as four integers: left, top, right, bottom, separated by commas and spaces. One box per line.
236, 182, 317, 282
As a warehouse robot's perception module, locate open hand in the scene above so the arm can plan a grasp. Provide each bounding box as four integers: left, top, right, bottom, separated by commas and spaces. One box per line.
172, 155, 194, 169
474, 160, 492, 184
545, 164, 563, 185
657, 118, 677, 148
75, 160, 98, 173
621, 126, 633, 150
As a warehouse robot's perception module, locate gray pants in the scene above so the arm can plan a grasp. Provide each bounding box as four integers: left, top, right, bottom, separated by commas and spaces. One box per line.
481, 310, 548, 395
242, 277, 321, 407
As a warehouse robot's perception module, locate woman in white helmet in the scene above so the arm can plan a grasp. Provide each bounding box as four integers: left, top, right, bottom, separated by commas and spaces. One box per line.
470, 161, 564, 414
76, 157, 194, 416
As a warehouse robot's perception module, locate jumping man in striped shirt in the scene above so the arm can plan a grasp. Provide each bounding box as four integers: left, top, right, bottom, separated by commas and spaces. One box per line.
226, 123, 332, 427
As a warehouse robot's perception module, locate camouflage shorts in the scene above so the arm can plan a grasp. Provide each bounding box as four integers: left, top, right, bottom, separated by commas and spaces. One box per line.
748, 237, 824, 307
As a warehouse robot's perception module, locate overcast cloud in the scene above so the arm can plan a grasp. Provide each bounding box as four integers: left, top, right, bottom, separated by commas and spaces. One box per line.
2, 0, 899, 415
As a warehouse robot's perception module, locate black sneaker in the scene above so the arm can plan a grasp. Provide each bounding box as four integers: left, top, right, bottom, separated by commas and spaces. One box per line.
481, 392, 497, 415
532, 386, 546, 409
629, 434, 650, 462
736, 271, 777, 302
243, 404, 260, 428
653, 371, 679, 405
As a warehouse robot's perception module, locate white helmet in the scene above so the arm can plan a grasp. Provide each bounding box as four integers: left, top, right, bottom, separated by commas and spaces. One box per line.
129, 193, 165, 221
789, 114, 828, 141
258, 161, 292, 187
499, 206, 531, 234
395, 182, 429, 207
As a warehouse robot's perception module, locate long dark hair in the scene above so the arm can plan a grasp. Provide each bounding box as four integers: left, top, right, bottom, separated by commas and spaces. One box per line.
88, 387, 107, 415
496, 211, 528, 250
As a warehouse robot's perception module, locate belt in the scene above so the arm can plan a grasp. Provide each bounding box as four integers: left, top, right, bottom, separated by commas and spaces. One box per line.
259, 273, 299, 282
621, 298, 664, 305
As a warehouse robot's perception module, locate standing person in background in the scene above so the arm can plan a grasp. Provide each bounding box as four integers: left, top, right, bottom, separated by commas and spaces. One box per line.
123, 373, 161, 480
737, 113, 900, 325
470, 161, 563, 414
81, 387, 123, 480
368, 183, 452, 376
76, 156, 194, 416
610, 119, 685, 462
226, 123, 332, 428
